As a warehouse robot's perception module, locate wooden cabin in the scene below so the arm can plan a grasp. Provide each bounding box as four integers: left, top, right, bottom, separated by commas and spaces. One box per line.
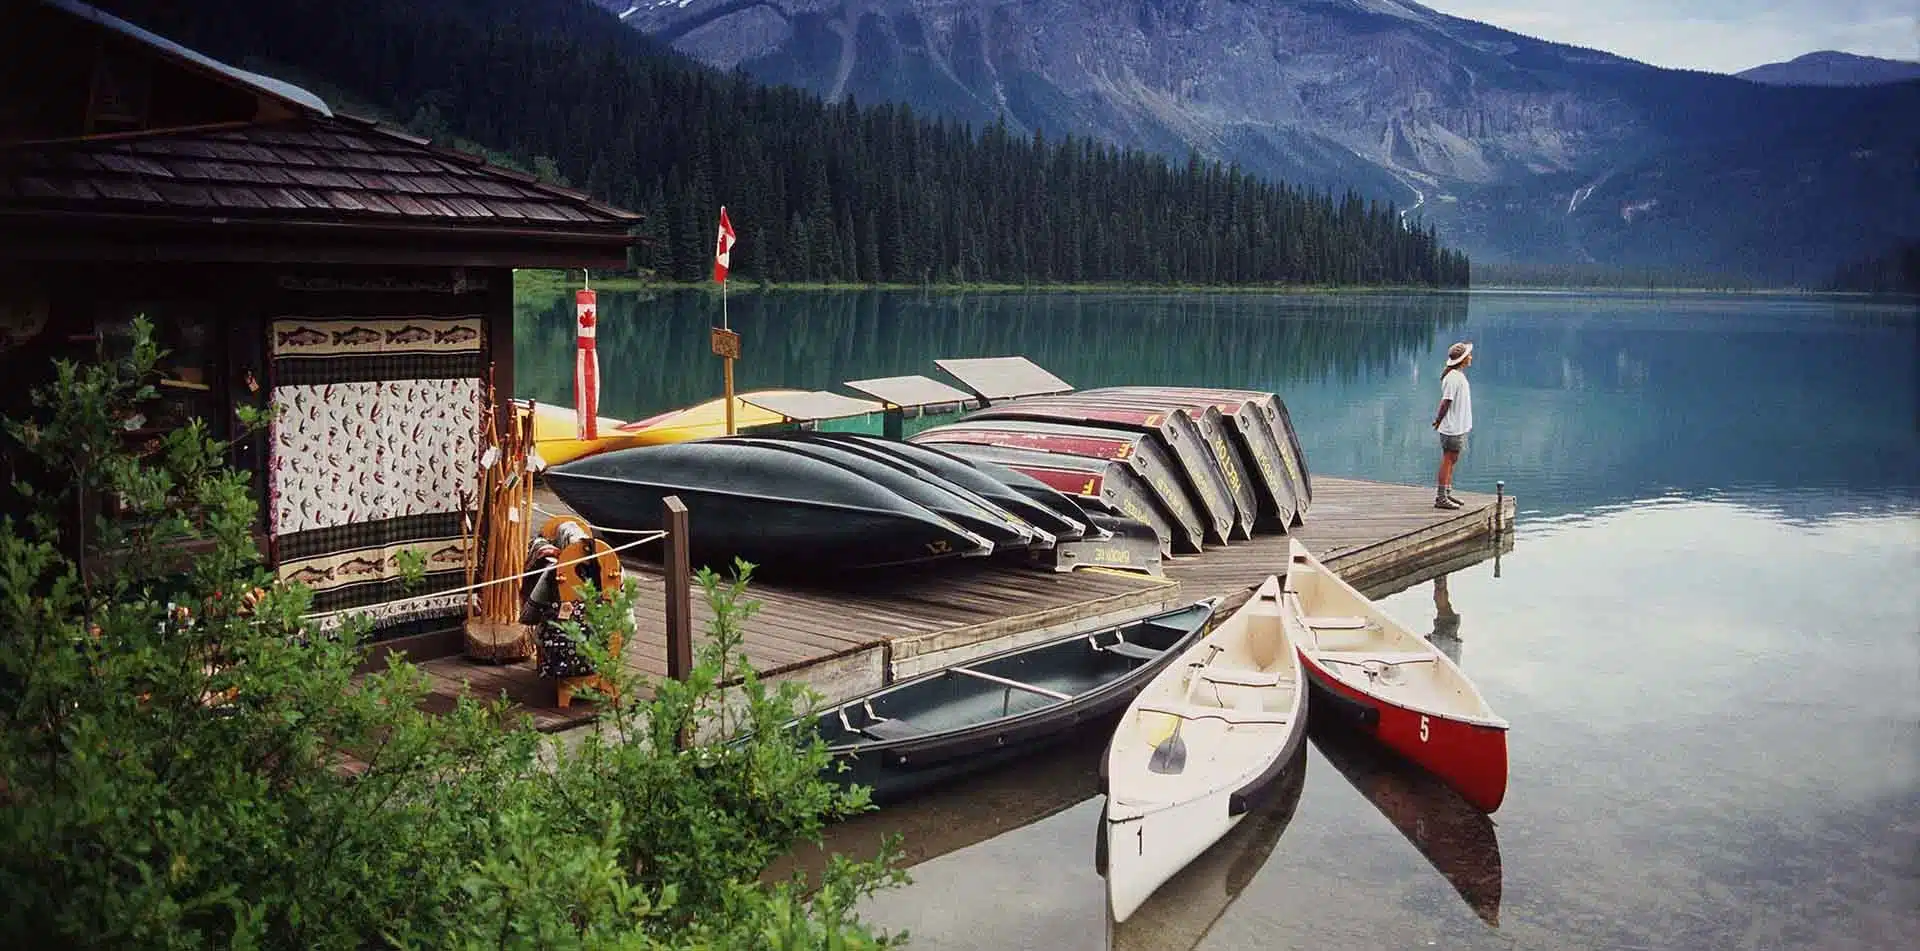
0, 0, 642, 658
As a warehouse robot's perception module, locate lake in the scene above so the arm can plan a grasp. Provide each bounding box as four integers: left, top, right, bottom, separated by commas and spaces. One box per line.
518, 287, 1919, 950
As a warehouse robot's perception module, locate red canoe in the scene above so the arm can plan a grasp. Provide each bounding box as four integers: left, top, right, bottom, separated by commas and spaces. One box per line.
1280, 538, 1509, 813
910, 420, 1210, 552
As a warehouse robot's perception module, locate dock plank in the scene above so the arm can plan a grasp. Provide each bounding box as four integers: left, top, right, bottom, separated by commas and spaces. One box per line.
408, 477, 1513, 732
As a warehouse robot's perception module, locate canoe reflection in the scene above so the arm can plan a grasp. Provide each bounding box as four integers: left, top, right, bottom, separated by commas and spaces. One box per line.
1098, 743, 1309, 951
1310, 716, 1504, 926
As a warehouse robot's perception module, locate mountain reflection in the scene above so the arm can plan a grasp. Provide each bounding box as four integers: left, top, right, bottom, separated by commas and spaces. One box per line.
514, 289, 1469, 420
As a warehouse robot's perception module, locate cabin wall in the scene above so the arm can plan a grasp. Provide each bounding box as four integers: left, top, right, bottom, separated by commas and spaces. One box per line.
0, 261, 513, 646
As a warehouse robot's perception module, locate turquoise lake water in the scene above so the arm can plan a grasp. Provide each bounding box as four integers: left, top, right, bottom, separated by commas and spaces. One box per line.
518, 288, 1919, 950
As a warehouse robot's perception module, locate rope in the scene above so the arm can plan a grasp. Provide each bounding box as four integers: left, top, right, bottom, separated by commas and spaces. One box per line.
303, 528, 667, 621
531, 503, 663, 537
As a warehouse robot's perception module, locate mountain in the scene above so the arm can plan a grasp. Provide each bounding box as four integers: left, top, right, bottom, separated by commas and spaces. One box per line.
1738, 51, 1920, 87
78, 0, 1468, 288
603, 0, 1920, 285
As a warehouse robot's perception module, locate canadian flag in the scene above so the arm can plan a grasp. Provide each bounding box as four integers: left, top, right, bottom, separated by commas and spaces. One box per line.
713, 206, 736, 283
574, 288, 598, 440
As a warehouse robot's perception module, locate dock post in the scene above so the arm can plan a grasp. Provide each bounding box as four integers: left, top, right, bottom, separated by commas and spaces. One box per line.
664, 496, 693, 682
1494, 481, 1505, 536
883, 406, 905, 441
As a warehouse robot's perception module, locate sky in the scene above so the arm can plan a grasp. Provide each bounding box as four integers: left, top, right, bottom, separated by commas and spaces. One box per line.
1421, 0, 1920, 73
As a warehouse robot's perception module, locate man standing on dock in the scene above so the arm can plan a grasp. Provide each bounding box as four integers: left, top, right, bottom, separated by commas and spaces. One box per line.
1431, 341, 1473, 510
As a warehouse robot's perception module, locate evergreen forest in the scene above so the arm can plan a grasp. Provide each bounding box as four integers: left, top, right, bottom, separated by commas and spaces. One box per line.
96, 0, 1472, 288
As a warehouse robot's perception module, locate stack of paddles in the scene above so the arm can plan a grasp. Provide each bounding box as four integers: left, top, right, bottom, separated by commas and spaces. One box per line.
462, 393, 538, 661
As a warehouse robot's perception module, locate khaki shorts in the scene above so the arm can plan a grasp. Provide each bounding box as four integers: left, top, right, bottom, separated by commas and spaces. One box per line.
1440, 432, 1467, 454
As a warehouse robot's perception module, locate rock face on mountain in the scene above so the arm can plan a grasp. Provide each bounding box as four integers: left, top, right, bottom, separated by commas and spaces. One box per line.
1738, 51, 1920, 88
602, 0, 1918, 282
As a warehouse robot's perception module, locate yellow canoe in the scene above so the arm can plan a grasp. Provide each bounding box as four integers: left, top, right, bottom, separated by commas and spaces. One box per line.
529, 402, 645, 465
615, 389, 811, 445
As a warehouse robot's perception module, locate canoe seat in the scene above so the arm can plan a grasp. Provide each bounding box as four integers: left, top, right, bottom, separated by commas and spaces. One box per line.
1195, 667, 1287, 688
1102, 640, 1162, 661
1318, 650, 1436, 667
1301, 615, 1370, 630
859, 718, 926, 742
1137, 702, 1293, 726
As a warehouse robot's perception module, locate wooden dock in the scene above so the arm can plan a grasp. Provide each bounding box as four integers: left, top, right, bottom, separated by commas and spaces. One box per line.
411, 476, 1515, 732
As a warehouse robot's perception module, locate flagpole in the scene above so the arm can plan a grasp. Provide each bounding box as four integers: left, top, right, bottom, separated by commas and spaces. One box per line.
721, 274, 734, 435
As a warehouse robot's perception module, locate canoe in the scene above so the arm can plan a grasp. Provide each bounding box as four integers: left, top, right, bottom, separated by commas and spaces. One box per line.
1310, 717, 1503, 926
1041, 509, 1166, 576
1019, 394, 1258, 540
801, 433, 1088, 542
1101, 744, 1307, 950
543, 441, 995, 575
613, 389, 809, 444
1099, 386, 1310, 512
711, 434, 1048, 552
808, 598, 1220, 803
529, 401, 643, 465
1084, 386, 1301, 528
911, 421, 1209, 551
1102, 575, 1308, 924
928, 442, 1202, 556
959, 399, 1237, 545
1281, 538, 1509, 813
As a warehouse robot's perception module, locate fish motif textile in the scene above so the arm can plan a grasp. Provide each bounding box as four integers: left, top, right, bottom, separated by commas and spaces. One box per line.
267, 316, 485, 630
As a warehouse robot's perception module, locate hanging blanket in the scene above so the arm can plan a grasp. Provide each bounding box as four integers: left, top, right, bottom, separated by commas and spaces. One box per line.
267, 316, 484, 634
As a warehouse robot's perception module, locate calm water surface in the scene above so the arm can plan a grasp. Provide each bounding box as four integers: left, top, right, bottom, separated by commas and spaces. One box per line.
519, 289, 1919, 950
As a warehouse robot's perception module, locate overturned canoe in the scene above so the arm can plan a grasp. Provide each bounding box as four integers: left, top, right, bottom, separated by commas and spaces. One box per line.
808, 598, 1219, 804
529, 401, 643, 465
544, 441, 995, 575
712, 434, 1048, 552
1029, 394, 1259, 540
911, 421, 1208, 552
1098, 386, 1310, 512
926, 442, 1203, 556
958, 399, 1236, 545
613, 389, 809, 444
1083, 386, 1300, 529
801, 433, 1087, 542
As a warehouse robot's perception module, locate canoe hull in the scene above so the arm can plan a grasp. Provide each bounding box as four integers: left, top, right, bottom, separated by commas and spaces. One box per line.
1282, 538, 1508, 812
614, 389, 809, 444
805, 433, 1088, 542
1298, 658, 1510, 814
913, 423, 1207, 550
1110, 386, 1310, 512
927, 442, 1200, 555
961, 400, 1236, 545
1086, 387, 1301, 529
530, 402, 641, 465
812, 599, 1219, 803
1102, 576, 1308, 923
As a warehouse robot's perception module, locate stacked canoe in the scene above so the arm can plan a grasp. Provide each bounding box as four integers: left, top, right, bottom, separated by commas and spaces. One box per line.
543, 431, 1166, 577
908, 386, 1313, 560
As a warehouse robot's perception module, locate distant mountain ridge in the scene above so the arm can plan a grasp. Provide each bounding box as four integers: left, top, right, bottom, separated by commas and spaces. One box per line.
1738, 51, 1920, 87
600, 0, 1920, 285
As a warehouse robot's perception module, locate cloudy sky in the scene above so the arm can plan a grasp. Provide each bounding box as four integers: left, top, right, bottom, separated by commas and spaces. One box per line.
1421, 0, 1919, 73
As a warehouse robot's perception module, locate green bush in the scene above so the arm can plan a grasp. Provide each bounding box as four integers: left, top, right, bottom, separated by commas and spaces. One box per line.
0, 317, 907, 949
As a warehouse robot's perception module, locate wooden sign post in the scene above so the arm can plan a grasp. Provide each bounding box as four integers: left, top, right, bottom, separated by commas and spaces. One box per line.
711, 327, 741, 435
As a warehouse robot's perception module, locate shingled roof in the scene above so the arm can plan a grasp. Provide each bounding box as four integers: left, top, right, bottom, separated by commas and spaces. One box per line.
1, 115, 639, 228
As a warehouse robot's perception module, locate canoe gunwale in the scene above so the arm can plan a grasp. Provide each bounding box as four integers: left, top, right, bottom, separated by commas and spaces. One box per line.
818, 599, 1220, 768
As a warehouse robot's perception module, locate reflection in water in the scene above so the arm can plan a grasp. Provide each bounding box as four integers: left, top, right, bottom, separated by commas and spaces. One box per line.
1430, 573, 1463, 666
1102, 745, 1310, 951
1309, 716, 1504, 927
768, 720, 1108, 889
514, 289, 1470, 420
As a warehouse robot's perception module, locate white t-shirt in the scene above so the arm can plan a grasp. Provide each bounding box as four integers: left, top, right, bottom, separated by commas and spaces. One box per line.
1438, 368, 1472, 436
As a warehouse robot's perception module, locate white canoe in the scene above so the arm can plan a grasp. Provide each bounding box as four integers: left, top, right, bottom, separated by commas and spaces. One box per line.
1101, 575, 1308, 923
